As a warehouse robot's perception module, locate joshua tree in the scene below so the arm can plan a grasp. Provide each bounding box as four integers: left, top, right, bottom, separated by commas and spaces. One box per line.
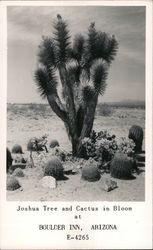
34, 15, 118, 157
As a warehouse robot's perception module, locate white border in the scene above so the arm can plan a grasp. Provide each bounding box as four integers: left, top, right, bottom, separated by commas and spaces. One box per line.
0, 1, 152, 249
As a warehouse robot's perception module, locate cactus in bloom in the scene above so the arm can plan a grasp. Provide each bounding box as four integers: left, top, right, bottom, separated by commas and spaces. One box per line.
128, 125, 143, 153
12, 144, 23, 154
110, 153, 133, 179
7, 177, 21, 191
44, 156, 64, 180
81, 160, 101, 182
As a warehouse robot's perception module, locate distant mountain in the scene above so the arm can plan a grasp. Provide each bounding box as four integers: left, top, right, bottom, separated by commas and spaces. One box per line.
98, 100, 145, 109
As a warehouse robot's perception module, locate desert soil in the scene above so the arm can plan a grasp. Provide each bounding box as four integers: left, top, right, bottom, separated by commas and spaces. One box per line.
7, 104, 145, 201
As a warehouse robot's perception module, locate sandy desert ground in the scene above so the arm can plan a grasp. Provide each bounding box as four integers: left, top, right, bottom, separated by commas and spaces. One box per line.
7, 104, 145, 201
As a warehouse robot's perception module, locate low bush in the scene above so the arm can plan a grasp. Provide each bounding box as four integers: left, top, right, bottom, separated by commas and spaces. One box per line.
97, 103, 113, 116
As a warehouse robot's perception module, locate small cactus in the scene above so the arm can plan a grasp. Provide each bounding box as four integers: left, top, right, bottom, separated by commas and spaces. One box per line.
13, 168, 24, 177
7, 177, 21, 191
49, 139, 59, 148
81, 160, 101, 182
44, 156, 64, 180
27, 139, 44, 152
128, 125, 143, 153
12, 144, 23, 154
110, 153, 133, 180
7, 148, 12, 173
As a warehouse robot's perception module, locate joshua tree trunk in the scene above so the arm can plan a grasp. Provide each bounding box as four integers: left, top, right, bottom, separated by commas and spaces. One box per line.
80, 95, 98, 139
71, 136, 79, 156
65, 94, 98, 157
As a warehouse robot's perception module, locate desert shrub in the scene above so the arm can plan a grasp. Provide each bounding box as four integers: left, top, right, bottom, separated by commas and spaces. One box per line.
49, 139, 60, 148
117, 137, 135, 156
7, 148, 12, 173
97, 103, 113, 116
27, 139, 43, 152
7, 177, 21, 191
12, 144, 23, 154
81, 160, 101, 182
110, 153, 133, 180
28, 103, 37, 110
82, 130, 117, 163
128, 125, 143, 153
27, 135, 48, 152
13, 168, 24, 177
44, 156, 64, 180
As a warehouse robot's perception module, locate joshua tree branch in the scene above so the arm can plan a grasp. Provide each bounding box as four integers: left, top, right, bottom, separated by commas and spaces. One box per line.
58, 65, 77, 131
47, 94, 68, 123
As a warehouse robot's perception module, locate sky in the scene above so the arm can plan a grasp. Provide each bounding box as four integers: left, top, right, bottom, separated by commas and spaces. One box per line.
7, 5, 145, 103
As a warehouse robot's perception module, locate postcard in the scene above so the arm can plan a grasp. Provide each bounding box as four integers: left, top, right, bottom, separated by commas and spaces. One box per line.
0, 0, 152, 249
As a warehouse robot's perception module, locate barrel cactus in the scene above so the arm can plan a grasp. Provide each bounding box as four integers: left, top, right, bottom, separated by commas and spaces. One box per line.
110, 153, 133, 179
7, 177, 21, 191
49, 139, 59, 148
81, 160, 101, 182
7, 148, 12, 173
12, 144, 23, 154
44, 156, 64, 180
13, 168, 24, 177
128, 125, 143, 153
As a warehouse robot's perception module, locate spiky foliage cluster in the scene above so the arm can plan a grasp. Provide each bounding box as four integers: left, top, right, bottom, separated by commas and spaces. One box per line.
13, 168, 24, 177
110, 153, 133, 180
49, 139, 60, 148
44, 156, 64, 180
81, 160, 101, 182
35, 15, 118, 156
7, 177, 21, 191
7, 148, 12, 173
12, 144, 23, 154
128, 125, 143, 153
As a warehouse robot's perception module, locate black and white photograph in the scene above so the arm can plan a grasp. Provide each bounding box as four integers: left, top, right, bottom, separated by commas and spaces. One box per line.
0, 1, 152, 249
6, 4, 146, 201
